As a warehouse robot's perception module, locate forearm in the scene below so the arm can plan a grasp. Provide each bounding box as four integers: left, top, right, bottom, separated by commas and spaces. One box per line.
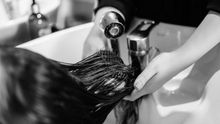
173, 11, 220, 71
134, 11, 220, 95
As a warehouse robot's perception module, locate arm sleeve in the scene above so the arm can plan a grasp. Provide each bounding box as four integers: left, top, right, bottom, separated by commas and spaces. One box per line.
207, 0, 220, 13
94, 0, 136, 30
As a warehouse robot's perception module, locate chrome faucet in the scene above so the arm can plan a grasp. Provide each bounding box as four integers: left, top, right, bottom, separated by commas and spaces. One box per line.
99, 11, 125, 56
127, 20, 160, 74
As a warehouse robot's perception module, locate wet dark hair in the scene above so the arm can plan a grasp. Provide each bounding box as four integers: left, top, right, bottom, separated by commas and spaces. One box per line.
0, 47, 136, 124
0, 47, 97, 124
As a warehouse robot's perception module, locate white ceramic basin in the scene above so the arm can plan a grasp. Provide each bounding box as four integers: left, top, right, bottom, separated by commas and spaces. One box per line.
18, 22, 220, 124
18, 22, 93, 63
138, 23, 220, 124
0, 0, 60, 46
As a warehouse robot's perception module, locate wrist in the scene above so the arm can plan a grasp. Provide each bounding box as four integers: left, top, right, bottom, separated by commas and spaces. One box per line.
169, 50, 193, 74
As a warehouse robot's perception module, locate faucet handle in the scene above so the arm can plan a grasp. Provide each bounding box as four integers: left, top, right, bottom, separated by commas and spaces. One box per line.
99, 11, 125, 39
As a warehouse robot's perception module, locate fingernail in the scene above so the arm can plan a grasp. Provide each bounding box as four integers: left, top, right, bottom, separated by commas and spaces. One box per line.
131, 88, 137, 94
134, 79, 144, 90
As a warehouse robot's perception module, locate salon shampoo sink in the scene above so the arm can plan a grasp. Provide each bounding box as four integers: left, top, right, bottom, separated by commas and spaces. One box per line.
18, 22, 220, 124
18, 22, 93, 64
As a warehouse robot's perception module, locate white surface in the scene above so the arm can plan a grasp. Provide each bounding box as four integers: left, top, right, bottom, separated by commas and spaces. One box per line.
18, 22, 93, 63
0, 0, 10, 24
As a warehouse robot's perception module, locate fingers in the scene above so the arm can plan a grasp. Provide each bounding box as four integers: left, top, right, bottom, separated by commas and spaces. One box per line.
123, 89, 144, 101
134, 67, 157, 90
124, 71, 157, 101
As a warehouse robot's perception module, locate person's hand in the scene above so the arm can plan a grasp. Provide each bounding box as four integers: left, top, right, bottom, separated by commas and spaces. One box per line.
125, 52, 184, 101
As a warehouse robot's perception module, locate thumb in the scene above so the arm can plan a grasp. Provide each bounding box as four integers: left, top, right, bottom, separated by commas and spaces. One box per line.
123, 89, 145, 101
134, 67, 157, 91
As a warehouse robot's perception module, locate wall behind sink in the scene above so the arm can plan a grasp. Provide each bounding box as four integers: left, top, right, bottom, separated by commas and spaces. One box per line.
0, 0, 96, 47
0, 0, 60, 46
56, 0, 95, 28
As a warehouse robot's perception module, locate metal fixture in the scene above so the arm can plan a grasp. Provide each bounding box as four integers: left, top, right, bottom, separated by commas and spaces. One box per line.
99, 11, 125, 56
127, 20, 160, 73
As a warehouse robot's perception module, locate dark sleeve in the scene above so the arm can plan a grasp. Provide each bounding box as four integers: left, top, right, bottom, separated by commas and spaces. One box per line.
207, 0, 220, 13
94, 0, 136, 29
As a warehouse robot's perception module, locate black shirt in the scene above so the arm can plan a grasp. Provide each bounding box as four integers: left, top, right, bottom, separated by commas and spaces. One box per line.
96, 0, 220, 27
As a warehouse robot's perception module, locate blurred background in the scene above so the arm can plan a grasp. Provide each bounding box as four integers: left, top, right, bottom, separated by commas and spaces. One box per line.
0, 0, 96, 46
56, 0, 96, 29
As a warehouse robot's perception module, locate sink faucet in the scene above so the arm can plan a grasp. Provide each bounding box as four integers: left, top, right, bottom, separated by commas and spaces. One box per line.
127, 20, 160, 74
99, 11, 125, 56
